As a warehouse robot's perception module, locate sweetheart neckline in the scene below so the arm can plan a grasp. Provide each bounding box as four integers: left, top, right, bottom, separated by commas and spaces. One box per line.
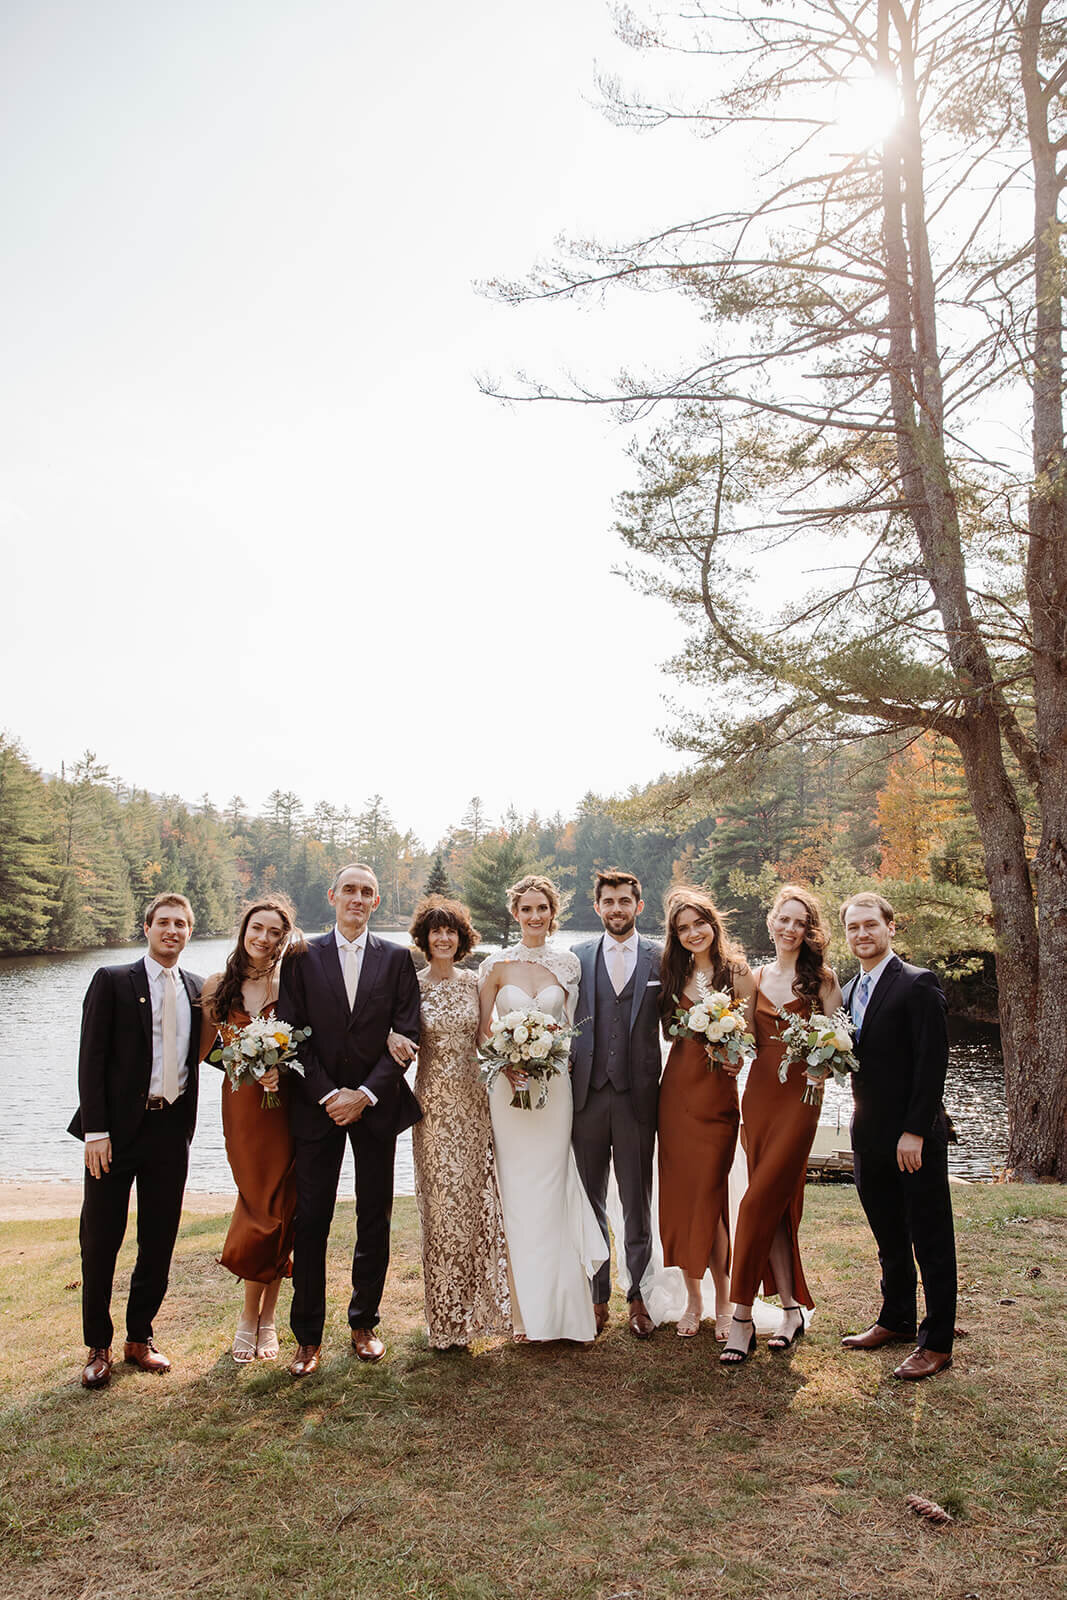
498, 982, 567, 1000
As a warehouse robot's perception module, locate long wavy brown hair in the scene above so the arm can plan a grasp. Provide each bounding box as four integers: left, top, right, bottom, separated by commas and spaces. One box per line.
208, 894, 306, 1025
659, 886, 748, 1029
768, 883, 833, 1005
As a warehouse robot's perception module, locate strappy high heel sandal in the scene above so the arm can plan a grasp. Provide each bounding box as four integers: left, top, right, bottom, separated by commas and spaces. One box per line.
719, 1315, 756, 1365
256, 1322, 280, 1360
767, 1305, 805, 1352
232, 1318, 258, 1364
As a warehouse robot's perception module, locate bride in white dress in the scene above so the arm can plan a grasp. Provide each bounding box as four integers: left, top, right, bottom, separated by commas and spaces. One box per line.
478, 875, 606, 1342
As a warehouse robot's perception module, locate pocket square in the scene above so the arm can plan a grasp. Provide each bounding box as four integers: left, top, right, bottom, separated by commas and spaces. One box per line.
645, 980, 661, 987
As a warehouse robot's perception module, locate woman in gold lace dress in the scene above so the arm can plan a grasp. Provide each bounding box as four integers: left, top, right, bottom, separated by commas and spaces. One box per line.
404, 897, 510, 1349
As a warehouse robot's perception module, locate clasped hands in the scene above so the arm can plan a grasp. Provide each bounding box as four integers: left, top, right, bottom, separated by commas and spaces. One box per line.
326, 1087, 372, 1126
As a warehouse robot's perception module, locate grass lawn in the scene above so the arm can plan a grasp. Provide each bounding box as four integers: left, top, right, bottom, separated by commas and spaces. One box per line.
0, 1183, 1064, 1600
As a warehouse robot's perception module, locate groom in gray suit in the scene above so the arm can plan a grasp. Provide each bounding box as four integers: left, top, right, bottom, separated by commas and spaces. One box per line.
571, 870, 663, 1339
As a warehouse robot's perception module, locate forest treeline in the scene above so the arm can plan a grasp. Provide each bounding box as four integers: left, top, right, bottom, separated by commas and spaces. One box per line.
0, 731, 999, 1000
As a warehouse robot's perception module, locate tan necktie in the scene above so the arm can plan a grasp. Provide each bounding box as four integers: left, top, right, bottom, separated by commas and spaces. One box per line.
609, 944, 628, 997
343, 942, 361, 1009
161, 967, 180, 1103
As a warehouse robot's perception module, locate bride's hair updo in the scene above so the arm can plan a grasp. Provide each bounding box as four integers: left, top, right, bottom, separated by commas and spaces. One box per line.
507, 873, 561, 933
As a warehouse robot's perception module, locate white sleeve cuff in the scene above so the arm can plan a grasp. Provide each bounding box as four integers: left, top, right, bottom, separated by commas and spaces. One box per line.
357, 1085, 378, 1106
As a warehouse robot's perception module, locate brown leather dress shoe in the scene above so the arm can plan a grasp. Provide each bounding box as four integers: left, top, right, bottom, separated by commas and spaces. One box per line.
351, 1327, 386, 1362
594, 1302, 610, 1336
628, 1298, 654, 1340
288, 1343, 321, 1377
893, 1346, 953, 1381
82, 1347, 112, 1389
123, 1339, 171, 1373
841, 1323, 914, 1351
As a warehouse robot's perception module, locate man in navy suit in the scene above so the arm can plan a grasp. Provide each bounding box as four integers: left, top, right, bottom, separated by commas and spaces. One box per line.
69, 892, 203, 1389
571, 870, 663, 1339
839, 892, 957, 1380
279, 863, 421, 1375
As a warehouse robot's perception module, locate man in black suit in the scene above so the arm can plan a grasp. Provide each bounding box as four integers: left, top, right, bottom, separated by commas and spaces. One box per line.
69, 892, 203, 1390
571, 870, 663, 1340
839, 892, 957, 1380
279, 863, 421, 1376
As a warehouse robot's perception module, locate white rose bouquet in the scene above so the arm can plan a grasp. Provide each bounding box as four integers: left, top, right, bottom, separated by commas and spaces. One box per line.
669, 973, 756, 1073
479, 1007, 578, 1109
776, 1007, 859, 1105
210, 1017, 310, 1108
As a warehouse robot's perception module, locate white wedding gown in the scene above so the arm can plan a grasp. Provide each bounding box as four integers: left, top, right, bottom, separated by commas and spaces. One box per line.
490, 982, 607, 1341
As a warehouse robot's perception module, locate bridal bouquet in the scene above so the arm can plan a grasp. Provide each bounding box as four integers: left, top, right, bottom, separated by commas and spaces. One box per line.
669, 973, 756, 1073
479, 1008, 577, 1110
776, 1008, 859, 1105
210, 1017, 310, 1108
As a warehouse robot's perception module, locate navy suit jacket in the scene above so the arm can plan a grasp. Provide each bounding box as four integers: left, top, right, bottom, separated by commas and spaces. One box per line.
842, 954, 952, 1154
278, 930, 422, 1142
68, 958, 203, 1153
570, 934, 664, 1126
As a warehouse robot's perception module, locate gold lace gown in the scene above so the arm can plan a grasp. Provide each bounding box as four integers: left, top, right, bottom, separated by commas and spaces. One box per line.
412, 967, 511, 1346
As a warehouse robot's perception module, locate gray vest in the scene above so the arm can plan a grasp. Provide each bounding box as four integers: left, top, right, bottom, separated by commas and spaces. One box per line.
591, 942, 635, 1093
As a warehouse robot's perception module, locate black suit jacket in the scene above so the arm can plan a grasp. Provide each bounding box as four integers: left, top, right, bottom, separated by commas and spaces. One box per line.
278, 930, 422, 1142
68, 959, 203, 1153
843, 954, 952, 1154
570, 935, 664, 1126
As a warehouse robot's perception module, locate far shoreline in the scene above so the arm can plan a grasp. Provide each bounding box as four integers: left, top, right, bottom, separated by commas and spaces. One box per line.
0, 1180, 237, 1222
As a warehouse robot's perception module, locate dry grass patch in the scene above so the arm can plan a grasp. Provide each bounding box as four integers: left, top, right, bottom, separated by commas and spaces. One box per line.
0, 1187, 1064, 1599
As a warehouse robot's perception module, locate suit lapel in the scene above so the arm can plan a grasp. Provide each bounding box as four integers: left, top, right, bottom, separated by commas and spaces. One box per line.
580, 940, 599, 1028
318, 931, 351, 1020
130, 960, 152, 1046
629, 937, 653, 1033
859, 955, 901, 1037
180, 969, 201, 1067
350, 933, 384, 1028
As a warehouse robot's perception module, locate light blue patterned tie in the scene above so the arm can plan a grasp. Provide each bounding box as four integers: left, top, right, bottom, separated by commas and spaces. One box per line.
853, 971, 872, 1037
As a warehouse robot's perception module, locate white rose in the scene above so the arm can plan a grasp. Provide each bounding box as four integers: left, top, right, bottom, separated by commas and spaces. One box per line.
707, 1019, 726, 1042
513, 1025, 529, 1045
509, 1051, 522, 1065
527, 1037, 551, 1060
240, 1038, 259, 1057
833, 1027, 853, 1053
689, 1007, 710, 1032
708, 990, 732, 1010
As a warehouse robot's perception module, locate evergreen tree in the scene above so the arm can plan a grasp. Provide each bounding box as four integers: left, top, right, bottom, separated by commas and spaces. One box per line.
462, 835, 546, 947
425, 853, 450, 896
0, 737, 58, 951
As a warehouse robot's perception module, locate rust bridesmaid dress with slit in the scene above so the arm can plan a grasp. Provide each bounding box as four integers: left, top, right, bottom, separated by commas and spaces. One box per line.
657, 1032, 740, 1277
218, 1002, 297, 1284
730, 975, 820, 1309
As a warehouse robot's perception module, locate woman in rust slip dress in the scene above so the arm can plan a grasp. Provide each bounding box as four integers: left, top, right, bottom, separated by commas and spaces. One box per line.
721, 884, 842, 1364
200, 895, 306, 1363
657, 887, 755, 1342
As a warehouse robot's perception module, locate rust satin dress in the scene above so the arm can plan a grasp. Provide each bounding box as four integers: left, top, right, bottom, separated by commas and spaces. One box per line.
218, 1003, 297, 1284
730, 981, 820, 1309
657, 1030, 741, 1277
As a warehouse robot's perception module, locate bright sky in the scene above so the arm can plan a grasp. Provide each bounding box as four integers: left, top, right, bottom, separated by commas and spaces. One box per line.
2, 0, 746, 844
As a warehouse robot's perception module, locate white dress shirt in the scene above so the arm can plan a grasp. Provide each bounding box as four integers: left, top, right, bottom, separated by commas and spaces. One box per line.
322, 926, 377, 1107
602, 929, 640, 991
84, 954, 191, 1142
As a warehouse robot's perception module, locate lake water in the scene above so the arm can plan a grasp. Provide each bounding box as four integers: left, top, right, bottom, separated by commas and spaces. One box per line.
0, 934, 1008, 1192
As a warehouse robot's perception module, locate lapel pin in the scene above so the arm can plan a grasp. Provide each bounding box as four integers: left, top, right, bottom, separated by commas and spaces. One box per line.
139, 997, 146, 1004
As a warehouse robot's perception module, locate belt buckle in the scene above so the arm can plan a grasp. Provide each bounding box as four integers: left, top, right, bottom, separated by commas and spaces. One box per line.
145, 1095, 166, 1111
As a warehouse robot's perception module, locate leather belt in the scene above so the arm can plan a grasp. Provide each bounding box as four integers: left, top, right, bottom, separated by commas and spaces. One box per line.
145, 1095, 171, 1110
